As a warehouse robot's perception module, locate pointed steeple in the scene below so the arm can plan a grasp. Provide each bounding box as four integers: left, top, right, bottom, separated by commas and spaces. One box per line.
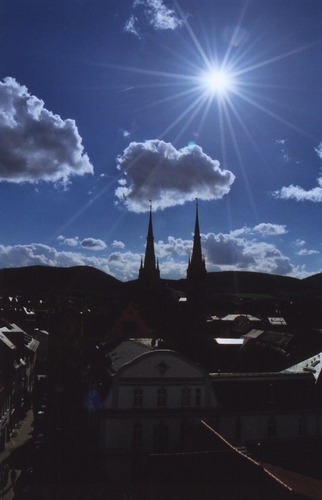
187, 200, 207, 280
139, 202, 160, 284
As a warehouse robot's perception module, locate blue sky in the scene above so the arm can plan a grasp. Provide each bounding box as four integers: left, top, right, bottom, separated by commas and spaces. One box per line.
1, 0, 322, 281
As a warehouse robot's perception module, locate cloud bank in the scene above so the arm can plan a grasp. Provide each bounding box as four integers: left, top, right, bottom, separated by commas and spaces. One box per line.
115, 140, 235, 212
156, 222, 300, 277
273, 183, 322, 202
0, 77, 93, 185
202, 233, 293, 275
0, 220, 311, 281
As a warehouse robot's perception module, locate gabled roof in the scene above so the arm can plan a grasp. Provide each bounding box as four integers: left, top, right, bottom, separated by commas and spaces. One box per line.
282, 352, 322, 381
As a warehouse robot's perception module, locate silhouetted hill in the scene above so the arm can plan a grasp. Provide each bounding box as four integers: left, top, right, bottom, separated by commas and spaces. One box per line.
0, 265, 122, 297
0, 266, 321, 300
302, 273, 322, 294
206, 271, 303, 296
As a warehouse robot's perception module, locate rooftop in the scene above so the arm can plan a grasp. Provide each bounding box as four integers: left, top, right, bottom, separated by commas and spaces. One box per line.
214, 338, 244, 345
108, 338, 154, 372
282, 352, 322, 381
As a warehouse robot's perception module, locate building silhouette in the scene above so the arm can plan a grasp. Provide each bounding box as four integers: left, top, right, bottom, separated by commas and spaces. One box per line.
187, 200, 207, 283
138, 203, 160, 286
186, 200, 207, 319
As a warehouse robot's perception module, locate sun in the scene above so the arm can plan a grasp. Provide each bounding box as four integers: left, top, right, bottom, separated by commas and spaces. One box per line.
199, 68, 235, 96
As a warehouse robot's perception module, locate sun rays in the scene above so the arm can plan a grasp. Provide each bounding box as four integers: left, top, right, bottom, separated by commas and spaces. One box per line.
101, 1, 317, 171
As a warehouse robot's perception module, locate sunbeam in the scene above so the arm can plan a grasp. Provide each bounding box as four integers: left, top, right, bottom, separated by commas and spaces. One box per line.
101, 21, 317, 152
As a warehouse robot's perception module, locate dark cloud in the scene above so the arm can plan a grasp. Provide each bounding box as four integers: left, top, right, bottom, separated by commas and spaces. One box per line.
156, 223, 297, 276
202, 233, 293, 274
58, 235, 106, 251
81, 238, 107, 251
115, 140, 235, 212
203, 233, 255, 267
0, 77, 93, 185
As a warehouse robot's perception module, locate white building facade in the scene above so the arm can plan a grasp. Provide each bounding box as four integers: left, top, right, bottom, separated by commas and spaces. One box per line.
98, 341, 218, 480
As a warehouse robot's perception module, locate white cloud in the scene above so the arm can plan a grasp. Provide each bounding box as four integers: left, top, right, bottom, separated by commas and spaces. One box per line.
155, 236, 190, 258
126, 0, 183, 36
112, 240, 125, 249
273, 141, 322, 202
106, 251, 141, 281
0, 77, 93, 185
122, 129, 131, 138
293, 240, 319, 257
296, 248, 319, 256
252, 223, 287, 236
273, 184, 322, 202
124, 15, 140, 37
115, 140, 235, 212
58, 235, 79, 247
275, 139, 289, 162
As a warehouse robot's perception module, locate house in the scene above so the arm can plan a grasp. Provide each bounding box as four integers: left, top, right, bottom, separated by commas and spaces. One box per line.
98, 338, 217, 480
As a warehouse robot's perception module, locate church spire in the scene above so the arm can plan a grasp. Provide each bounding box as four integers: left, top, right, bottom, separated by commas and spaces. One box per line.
139, 202, 160, 284
187, 200, 207, 280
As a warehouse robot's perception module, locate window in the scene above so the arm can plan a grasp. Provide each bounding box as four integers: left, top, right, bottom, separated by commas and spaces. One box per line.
133, 387, 143, 408
157, 387, 167, 408
132, 422, 142, 448
154, 422, 169, 453
181, 387, 191, 408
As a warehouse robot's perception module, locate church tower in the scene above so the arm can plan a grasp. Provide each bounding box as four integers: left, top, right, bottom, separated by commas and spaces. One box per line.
187, 200, 207, 282
139, 203, 160, 285
186, 200, 207, 322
